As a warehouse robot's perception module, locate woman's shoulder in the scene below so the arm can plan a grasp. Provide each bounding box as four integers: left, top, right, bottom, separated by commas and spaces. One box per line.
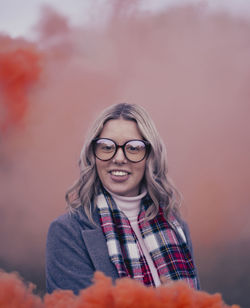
174, 215, 189, 232
167, 210, 192, 244
48, 206, 99, 236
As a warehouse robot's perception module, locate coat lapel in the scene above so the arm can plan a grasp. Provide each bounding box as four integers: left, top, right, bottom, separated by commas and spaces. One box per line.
79, 208, 119, 280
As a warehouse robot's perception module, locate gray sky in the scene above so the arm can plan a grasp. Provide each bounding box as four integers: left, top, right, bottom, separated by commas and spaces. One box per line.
1, 0, 250, 38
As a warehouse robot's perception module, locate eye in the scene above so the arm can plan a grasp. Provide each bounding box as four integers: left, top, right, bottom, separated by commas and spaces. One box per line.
127, 145, 139, 152
96, 139, 115, 152
126, 141, 145, 153
101, 144, 114, 151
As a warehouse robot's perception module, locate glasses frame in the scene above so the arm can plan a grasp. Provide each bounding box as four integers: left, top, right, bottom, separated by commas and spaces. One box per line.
92, 138, 151, 163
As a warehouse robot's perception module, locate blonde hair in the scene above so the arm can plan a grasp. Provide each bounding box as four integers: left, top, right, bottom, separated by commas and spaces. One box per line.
66, 103, 182, 222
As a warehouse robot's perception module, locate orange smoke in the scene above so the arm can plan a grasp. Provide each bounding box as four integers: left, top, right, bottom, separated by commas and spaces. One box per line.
0, 270, 42, 308
0, 270, 240, 308
0, 45, 41, 133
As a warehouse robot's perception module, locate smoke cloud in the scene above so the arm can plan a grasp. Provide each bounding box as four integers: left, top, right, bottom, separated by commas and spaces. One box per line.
0, 46, 41, 132
0, 1, 249, 306
0, 270, 239, 308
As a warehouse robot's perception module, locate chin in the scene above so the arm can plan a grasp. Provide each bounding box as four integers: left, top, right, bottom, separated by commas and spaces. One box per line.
110, 188, 129, 196
105, 184, 132, 197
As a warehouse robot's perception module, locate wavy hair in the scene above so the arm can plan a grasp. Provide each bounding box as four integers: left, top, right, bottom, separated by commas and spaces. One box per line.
66, 103, 182, 222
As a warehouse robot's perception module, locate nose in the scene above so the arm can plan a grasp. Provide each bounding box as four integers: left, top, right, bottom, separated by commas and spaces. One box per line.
113, 147, 127, 163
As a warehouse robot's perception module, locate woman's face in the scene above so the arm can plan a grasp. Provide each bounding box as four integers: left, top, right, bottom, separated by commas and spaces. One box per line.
95, 119, 147, 197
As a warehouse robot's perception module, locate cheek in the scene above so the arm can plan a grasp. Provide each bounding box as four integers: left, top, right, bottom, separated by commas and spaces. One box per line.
135, 162, 146, 179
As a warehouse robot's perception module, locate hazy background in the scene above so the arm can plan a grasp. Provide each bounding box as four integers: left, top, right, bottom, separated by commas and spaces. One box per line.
0, 1, 250, 307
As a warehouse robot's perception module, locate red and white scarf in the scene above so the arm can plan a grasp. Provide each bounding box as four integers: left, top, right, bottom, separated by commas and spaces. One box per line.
97, 189, 198, 289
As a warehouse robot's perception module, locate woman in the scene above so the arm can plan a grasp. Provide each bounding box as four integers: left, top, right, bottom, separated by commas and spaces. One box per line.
46, 103, 200, 294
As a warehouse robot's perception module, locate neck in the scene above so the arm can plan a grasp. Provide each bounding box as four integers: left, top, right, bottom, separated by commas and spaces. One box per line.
103, 186, 147, 221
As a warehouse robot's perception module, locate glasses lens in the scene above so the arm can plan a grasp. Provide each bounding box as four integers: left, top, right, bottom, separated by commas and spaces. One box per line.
94, 139, 116, 161
125, 140, 147, 162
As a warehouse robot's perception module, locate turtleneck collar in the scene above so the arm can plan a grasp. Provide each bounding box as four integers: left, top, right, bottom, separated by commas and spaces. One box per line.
103, 186, 147, 222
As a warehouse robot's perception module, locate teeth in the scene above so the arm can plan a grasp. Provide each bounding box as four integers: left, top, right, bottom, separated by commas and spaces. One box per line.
111, 171, 128, 176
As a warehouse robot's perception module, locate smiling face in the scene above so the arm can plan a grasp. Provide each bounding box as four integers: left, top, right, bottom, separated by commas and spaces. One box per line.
95, 119, 147, 197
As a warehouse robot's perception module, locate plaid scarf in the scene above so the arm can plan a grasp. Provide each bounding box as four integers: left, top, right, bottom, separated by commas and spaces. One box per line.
97, 190, 198, 289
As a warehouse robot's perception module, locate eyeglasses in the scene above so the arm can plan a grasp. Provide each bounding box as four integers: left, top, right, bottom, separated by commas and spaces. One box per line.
92, 138, 150, 163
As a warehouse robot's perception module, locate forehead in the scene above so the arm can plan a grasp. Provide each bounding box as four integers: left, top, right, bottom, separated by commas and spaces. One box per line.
99, 119, 142, 142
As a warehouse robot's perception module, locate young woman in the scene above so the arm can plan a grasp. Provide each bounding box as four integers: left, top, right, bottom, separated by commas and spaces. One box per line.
46, 103, 200, 294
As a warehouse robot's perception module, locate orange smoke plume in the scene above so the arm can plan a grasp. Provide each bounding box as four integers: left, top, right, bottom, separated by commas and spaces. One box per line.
0, 270, 42, 308
0, 270, 240, 308
0, 46, 41, 133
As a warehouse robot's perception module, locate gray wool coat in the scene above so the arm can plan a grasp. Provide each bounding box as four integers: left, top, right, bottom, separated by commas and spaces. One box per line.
46, 205, 200, 294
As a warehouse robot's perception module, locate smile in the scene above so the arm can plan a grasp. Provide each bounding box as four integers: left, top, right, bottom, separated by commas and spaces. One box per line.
109, 170, 130, 176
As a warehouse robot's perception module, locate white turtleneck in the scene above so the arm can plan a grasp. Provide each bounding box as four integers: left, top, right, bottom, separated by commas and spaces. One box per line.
104, 187, 161, 287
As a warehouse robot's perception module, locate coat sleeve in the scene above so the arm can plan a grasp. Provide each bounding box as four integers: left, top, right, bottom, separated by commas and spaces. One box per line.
45, 214, 96, 294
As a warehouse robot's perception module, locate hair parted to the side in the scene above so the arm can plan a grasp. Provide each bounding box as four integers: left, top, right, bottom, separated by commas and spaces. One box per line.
65, 103, 182, 223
